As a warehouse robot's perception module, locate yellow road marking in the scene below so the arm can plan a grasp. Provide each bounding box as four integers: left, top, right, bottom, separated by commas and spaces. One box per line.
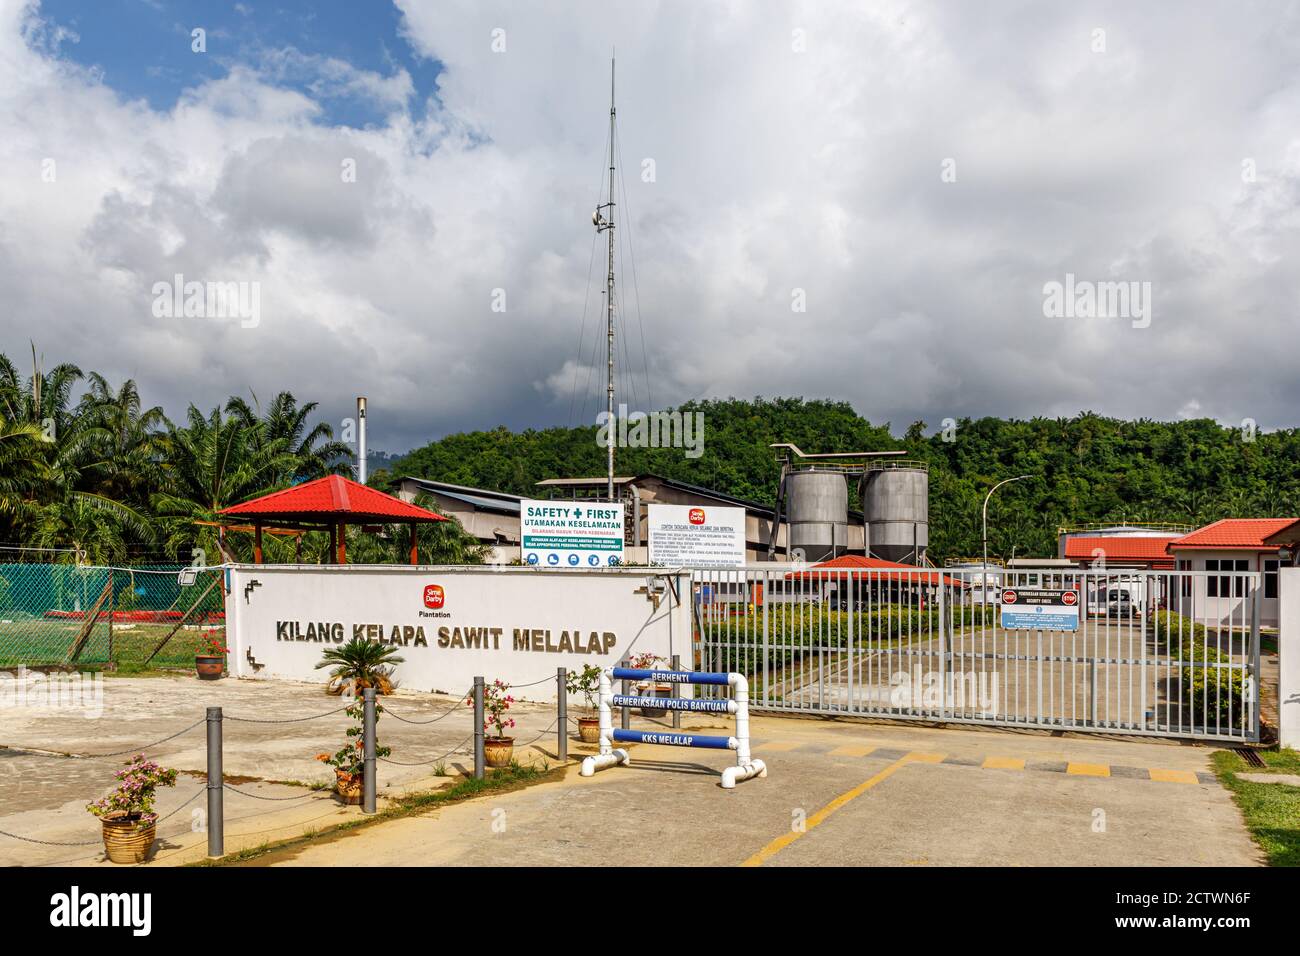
828, 745, 876, 758
741, 751, 940, 867
753, 741, 800, 753
983, 756, 1026, 771
1148, 768, 1198, 785
1067, 762, 1110, 777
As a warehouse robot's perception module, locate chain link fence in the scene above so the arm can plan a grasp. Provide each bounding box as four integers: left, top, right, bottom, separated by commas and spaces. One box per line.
0, 564, 225, 669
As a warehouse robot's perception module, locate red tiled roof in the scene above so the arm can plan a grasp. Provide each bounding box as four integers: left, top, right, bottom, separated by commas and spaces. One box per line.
1063, 536, 1179, 565
785, 554, 965, 587
1167, 518, 1296, 552
220, 475, 448, 523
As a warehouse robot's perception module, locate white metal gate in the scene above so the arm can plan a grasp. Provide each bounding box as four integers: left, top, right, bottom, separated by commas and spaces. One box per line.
691, 566, 1260, 742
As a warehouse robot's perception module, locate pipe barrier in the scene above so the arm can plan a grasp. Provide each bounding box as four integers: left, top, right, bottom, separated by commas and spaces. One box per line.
579, 667, 767, 789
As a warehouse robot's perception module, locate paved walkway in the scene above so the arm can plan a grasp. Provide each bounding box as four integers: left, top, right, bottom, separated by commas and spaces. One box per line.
249, 714, 1262, 867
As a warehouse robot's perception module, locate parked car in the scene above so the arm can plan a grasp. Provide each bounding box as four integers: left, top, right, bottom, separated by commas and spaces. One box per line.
1105, 588, 1136, 618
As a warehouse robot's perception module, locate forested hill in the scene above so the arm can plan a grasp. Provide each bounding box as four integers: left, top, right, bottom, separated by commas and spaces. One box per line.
386, 398, 1300, 562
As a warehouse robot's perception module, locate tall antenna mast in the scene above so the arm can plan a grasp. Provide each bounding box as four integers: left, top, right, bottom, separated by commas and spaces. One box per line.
593, 55, 617, 500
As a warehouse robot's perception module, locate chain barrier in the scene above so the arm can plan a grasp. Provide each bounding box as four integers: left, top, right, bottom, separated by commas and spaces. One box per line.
0, 784, 206, 847
382, 688, 474, 724
377, 733, 474, 767
222, 782, 320, 802
49, 717, 206, 759
224, 704, 353, 723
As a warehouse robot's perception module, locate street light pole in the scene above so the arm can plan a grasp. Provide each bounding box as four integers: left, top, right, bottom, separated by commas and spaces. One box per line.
982, 475, 1031, 601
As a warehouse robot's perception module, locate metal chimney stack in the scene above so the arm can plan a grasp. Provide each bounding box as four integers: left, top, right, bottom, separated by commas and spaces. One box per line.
357, 396, 367, 484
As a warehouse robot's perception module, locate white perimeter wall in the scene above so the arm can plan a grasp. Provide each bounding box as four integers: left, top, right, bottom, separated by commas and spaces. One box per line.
225, 565, 691, 699
1280, 568, 1300, 749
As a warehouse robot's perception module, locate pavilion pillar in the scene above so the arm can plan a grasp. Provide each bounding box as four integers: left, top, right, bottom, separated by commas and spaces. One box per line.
329, 523, 337, 564
337, 522, 347, 565
253, 522, 263, 564
410, 523, 419, 565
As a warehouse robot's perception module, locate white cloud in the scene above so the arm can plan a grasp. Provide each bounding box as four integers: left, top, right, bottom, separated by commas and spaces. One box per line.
1, 0, 1299, 455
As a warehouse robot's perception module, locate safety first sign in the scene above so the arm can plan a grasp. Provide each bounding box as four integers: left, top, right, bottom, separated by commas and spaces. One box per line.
999, 588, 1080, 631
520, 500, 625, 568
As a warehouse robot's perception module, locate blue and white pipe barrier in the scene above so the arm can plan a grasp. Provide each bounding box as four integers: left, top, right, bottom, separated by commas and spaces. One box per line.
579, 667, 767, 788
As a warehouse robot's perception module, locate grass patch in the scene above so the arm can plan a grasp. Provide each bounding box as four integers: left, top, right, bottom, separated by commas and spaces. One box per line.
1211, 747, 1300, 867
193, 760, 561, 866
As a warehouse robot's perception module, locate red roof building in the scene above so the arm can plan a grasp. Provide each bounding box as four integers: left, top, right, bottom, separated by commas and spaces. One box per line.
1062, 535, 1178, 569
219, 475, 447, 564
1166, 518, 1296, 552
785, 554, 965, 588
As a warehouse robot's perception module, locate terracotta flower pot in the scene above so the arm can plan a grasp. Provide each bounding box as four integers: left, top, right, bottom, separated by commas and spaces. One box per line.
638, 684, 673, 718
195, 655, 224, 680
577, 716, 601, 744
335, 769, 363, 805
484, 736, 514, 768
101, 816, 156, 864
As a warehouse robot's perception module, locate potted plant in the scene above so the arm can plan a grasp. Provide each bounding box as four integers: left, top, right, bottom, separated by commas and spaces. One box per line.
469, 679, 516, 767
630, 652, 672, 717
195, 634, 228, 680
86, 754, 178, 864
315, 699, 391, 804
315, 637, 404, 696
566, 663, 603, 743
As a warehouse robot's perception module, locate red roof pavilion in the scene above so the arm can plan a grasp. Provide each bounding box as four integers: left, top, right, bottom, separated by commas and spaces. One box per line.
218, 475, 448, 565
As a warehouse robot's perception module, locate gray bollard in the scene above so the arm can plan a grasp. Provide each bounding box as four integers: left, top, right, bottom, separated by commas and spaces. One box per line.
620, 656, 630, 730
671, 654, 681, 730
473, 676, 485, 780
206, 706, 223, 858
556, 666, 568, 762
362, 688, 377, 814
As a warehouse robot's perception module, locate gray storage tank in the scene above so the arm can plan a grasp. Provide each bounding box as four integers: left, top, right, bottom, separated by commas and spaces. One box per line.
785, 469, 848, 562
863, 461, 929, 563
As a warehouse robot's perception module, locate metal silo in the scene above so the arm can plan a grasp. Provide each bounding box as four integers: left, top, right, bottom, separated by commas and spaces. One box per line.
863, 461, 929, 563
785, 469, 849, 562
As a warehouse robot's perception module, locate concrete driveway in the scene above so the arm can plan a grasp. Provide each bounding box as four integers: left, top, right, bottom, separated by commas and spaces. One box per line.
247, 713, 1262, 867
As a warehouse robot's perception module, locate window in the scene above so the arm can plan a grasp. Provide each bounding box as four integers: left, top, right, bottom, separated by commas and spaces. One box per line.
1207, 558, 1249, 597
1265, 559, 1279, 600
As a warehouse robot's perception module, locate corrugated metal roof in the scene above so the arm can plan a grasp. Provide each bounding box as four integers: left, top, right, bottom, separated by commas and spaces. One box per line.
220, 475, 447, 522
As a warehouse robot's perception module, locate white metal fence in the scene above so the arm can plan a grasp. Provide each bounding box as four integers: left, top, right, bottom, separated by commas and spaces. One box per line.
691, 566, 1260, 742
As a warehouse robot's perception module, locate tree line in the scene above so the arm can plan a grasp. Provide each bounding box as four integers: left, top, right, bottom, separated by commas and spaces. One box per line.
388, 397, 1300, 562
0, 349, 484, 565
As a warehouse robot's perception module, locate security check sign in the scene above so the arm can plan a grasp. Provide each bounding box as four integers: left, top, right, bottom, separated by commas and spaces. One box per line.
520, 500, 625, 569
999, 588, 1080, 631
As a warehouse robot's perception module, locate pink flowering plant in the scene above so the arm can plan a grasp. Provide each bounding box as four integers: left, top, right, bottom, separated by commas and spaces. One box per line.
86, 755, 178, 830
467, 679, 516, 740
629, 652, 665, 671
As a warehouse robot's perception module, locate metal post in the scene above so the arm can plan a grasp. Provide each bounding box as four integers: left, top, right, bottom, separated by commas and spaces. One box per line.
620, 656, 630, 730
205, 706, 223, 858
671, 654, 681, 729
473, 676, 485, 779
556, 667, 568, 761
362, 688, 376, 813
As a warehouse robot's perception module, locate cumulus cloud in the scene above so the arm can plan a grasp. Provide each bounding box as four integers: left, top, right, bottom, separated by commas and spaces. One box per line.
1, 0, 1299, 456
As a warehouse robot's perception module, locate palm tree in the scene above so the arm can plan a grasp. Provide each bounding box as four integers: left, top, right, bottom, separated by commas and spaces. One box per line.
153, 404, 300, 561
315, 638, 405, 695
79, 373, 169, 507
227, 391, 354, 482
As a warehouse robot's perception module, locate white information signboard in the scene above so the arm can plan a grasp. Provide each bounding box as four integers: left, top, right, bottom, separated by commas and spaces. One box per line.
648, 504, 746, 568
520, 499, 625, 568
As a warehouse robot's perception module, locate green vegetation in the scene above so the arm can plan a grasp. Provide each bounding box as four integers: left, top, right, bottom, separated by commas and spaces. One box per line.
1156, 611, 1248, 730
390, 398, 1300, 562
315, 637, 405, 695
1211, 748, 1300, 866
0, 348, 484, 565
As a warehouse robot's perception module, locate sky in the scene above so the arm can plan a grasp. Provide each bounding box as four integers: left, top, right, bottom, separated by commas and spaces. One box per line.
2, 0, 1299, 454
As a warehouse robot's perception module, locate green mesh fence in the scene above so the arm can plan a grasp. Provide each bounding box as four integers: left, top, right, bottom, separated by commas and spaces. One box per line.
0, 564, 226, 669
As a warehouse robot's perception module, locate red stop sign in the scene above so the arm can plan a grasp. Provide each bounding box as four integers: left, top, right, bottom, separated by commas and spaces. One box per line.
1002, 589, 1017, 604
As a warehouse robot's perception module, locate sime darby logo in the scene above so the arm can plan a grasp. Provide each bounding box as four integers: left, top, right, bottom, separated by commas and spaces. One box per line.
423, 585, 445, 609
688, 508, 706, 525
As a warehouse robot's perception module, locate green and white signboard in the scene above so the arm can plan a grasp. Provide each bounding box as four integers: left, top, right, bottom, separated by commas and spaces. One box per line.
520, 499, 625, 569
